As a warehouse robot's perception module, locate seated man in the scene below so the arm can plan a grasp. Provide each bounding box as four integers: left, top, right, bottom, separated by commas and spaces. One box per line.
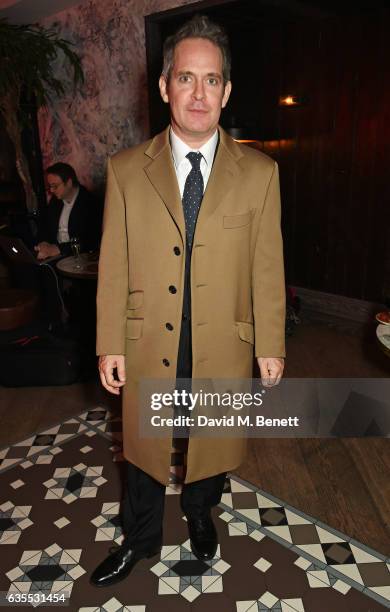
35, 162, 102, 260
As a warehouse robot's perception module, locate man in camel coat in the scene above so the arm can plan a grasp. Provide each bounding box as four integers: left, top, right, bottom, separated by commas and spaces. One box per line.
91, 14, 285, 587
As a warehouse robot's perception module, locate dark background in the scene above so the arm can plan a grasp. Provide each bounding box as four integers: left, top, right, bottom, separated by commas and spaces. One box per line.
146, 0, 390, 304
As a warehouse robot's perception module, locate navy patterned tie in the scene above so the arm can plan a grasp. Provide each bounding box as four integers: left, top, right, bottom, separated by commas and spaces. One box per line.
182, 152, 204, 249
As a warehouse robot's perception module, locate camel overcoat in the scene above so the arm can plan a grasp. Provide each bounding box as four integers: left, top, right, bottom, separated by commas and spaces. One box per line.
96, 126, 286, 486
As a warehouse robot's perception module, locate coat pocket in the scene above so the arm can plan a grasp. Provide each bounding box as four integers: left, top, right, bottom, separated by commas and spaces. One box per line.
127, 291, 143, 310
223, 211, 252, 229
126, 318, 143, 339
236, 321, 254, 345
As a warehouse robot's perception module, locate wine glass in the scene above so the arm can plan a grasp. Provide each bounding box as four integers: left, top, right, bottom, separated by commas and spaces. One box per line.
70, 237, 82, 269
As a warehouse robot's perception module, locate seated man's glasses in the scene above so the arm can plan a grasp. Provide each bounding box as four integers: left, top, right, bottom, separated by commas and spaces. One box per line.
47, 181, 64, 192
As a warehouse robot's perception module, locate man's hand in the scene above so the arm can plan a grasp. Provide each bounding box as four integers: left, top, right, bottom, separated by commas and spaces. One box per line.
257, 357, 284, 387
99, 355, 126, 395
34, 241, 60, 260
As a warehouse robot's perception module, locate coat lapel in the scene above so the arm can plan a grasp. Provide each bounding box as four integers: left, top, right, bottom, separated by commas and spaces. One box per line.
144, 128, 185, 244
197, 127, 243, 225
143, 126, 243, 243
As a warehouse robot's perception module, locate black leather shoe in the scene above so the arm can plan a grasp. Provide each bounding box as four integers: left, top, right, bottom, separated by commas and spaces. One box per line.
187, 515, 218, 561
90, 544, 161, 587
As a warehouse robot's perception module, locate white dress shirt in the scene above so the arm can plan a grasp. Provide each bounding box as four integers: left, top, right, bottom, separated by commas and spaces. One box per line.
57, 187, 79, 243
170, 128, 219, 197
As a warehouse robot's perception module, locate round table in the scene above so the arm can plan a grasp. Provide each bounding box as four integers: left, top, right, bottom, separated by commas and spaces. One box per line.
56, 253, 98, 280
55, 254, 99, 353
376, 324, 390, 358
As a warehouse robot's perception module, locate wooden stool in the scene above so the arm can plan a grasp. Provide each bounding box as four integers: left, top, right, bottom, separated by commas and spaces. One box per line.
0, 288, 39, 331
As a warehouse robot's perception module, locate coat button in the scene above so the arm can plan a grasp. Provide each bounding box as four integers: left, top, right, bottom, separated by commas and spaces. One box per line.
162, 358, 170, 367
173, 246, 181, 256
169, 285, 177, 294
166, 323, 173, 331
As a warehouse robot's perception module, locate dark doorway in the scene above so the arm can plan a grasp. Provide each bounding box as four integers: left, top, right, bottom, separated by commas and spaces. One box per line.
145, 0, 390, 302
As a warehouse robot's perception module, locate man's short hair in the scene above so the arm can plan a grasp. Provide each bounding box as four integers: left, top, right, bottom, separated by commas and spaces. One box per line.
161, 14, 231, 85
46, 162, 79, 186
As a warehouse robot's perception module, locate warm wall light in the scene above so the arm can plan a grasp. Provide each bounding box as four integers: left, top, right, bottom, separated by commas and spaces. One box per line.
278, 95, 300, 107
233, 139, 296, 153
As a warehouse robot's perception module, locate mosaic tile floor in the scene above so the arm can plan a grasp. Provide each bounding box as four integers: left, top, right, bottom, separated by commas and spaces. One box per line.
0, 406, 389, 611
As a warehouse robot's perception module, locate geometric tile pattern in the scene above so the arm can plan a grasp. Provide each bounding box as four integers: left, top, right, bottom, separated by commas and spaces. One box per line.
236, 591, 305, 611
77, 407, 122, 441
80, 446, 93, 454
150, 539, 230, 602
294, 555, 352, 593
0, 418, 86, 473
43, 463, 107, 504
78, 407, 115, 426
0, 408, 388, 611
78, 408, 124, 447
0, 447, 21, 472
20, 447, 64, 473
53, 517, 71, 530
20, 451, 55, 469
0, 502, 33, 545
10, 479, 25, 489
209, 509, 267, 541
91, 502, 124, 545
79, 598, 146, 611
6, 543, 85, 597
220, 476, 390, 608
254, 556, 272, 573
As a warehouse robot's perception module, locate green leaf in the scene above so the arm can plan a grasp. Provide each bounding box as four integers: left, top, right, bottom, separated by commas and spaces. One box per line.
0, 17, 84, 127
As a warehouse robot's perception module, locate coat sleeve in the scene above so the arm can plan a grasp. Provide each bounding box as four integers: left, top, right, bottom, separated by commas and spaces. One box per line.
96, 157, 129, 356
252, 161, 286, 358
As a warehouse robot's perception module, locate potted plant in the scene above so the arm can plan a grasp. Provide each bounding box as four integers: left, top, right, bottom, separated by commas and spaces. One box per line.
0, 18, 83, 212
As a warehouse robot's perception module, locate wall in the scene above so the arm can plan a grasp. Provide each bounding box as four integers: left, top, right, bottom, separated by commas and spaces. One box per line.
264, 14, 390, 302
38, 0, 195, 191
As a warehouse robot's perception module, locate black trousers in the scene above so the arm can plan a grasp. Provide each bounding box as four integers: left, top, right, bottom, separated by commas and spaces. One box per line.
122, 461, 227, 552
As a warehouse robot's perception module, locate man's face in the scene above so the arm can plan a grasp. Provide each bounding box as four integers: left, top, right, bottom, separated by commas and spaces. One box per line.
159, 37, 232, 146
47, 174, 73, 201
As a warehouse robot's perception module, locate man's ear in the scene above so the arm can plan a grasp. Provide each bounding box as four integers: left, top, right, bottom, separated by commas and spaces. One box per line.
222, 81, 232, 108
159, 75, 169, 104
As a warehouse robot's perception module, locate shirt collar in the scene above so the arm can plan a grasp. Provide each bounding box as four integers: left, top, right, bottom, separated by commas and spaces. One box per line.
63, 186, 79, 207
170, 127, 219, 169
